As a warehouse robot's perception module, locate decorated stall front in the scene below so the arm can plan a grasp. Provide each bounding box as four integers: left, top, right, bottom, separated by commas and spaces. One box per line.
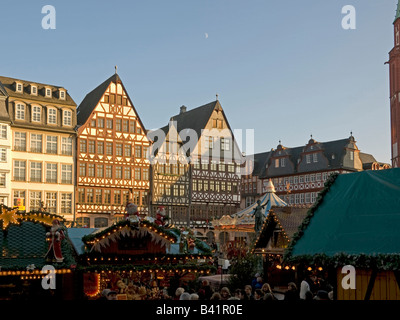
0, 205, 78, 300
69, 217, 215, 300
284, 169, 400, 300
252, 206, 308, 287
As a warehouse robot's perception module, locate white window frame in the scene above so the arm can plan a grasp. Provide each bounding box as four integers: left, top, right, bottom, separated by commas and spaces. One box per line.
15, 103, 25, 120
280, 158, 285, 167
306, 154, 311, 164
31, 85, 38, 95
46, 136, 58, 154
61, 164, 73, 184
61, 137, 73, 156
63, 109, 72, 126
30, 162, 42, 182
48, 108, 57, 124
46, 163, 58, 183
32, 105, 41, 122
313, 153, 318, 163
0, 124, 7, 139
0, 148, 6, 162
59, 90, 66, 100
45, 87, 52, 98
16, 82, 23, 93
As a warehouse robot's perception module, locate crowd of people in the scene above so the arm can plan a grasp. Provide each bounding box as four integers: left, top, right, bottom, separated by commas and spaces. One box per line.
98, 272, 334, 301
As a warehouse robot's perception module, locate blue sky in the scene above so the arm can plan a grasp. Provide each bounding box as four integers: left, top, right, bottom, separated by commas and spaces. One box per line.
0, 0, 397, 163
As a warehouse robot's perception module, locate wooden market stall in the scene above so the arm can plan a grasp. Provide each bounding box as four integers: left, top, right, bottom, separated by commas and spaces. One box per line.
284, 169, 400, 300
68, 218, 216, 299
0, 205, 78, 300
252, 206, 308, 287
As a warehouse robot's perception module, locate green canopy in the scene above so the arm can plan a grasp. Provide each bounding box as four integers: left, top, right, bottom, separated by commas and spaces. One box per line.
288, 169, 400, 262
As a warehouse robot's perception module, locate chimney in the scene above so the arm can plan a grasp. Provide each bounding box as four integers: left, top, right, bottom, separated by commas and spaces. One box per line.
180, 105, 187, 114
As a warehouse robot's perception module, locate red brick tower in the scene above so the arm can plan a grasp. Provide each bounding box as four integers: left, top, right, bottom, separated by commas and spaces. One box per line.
388, 2, 400, 167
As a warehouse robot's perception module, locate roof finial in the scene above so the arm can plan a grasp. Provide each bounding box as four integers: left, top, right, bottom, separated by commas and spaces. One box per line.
216, 93, 218, 101
350, 130, 353, 136
115, 65, 118, 74
310, 134, 313, 139
279, 140, 281, 145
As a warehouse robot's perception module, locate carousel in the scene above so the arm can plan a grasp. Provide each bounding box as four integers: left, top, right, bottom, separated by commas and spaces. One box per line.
212, 179, 287, 259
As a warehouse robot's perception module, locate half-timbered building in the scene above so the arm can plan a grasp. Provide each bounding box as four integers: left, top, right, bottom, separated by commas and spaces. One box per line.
76, 73, 150, 228
150, 100, 243, 236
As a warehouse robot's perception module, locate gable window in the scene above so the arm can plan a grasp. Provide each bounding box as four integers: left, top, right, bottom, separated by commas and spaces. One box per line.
59, 90, 66, 100
135, 145, 142, 158
205, 136, 214, 149
313, 153, 318, 163
306, 154, 311, 164
45, 88, 52, 98
350, 151, 354, 161
106, 119, 113, 129
280, 158, 286, 167
63, 110, 72, 126
88, 140, 95, 154
16, 83, 23, 93
97, 118, 104, 128
275, 159, 279, 168
31, 85, 37, 95
48, 108, 57, 124
16, 104, 25, 120
32, 106, 41, 122
221, 137, 230, 151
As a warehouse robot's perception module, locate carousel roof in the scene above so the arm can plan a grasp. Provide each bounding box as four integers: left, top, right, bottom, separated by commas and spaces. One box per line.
236, 179, 287, 218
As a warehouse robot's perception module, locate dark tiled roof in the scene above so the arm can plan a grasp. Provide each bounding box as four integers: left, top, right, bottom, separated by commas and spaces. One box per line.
0, 221, 76, 270
169, 101, 218, 139
0, 82, 10, 122
0, 75, 76, 107
249, 137, 385, 178
76, 74, 119, 126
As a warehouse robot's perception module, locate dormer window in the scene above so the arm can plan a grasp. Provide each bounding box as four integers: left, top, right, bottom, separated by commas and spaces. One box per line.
32, 106, 41, 122
16, 82, 23, 93
45, 87, 52, 98
48, 108, 57, 124
15, 103, 25, 120
31, 85, 38, 95
63, 109, 72, 126
59, 90, 66, 100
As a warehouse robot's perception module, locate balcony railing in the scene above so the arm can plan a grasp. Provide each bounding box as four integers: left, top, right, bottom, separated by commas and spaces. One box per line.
13, 145, 26, 152
46, 149, 58, 155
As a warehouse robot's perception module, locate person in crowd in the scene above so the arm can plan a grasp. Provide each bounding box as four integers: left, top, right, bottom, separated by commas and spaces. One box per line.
244, 285, 254, 300
190, 293, 199, 300
174, 287, 185, 300
180, 292, 191, 300
254, 289, 263, 300
251, 273, 260, 289
234, 289, 245, 300
99, 289, 117, 300
284, 282, 299, 301
300, 273, 317, 300
200, 280, 213, 300
210, 292, 221, 300
261, 283, 275, 300
220, 287, 231, 300
254, 276, 264, 289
